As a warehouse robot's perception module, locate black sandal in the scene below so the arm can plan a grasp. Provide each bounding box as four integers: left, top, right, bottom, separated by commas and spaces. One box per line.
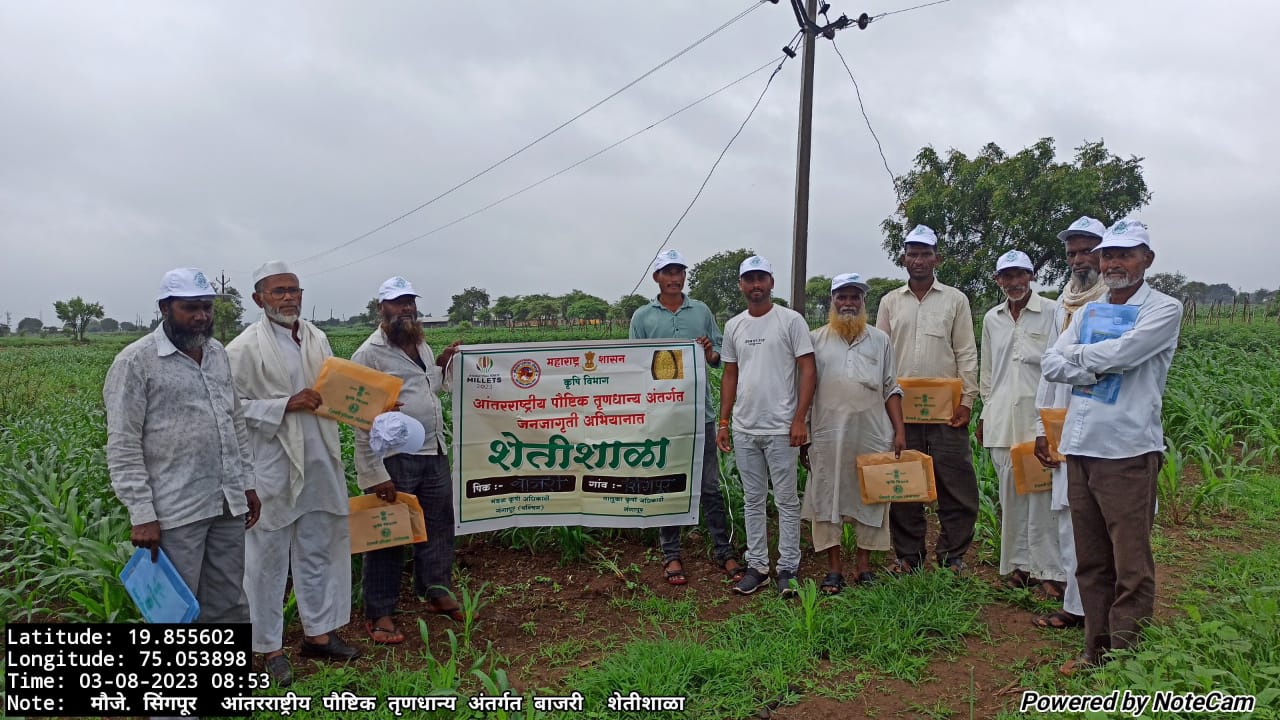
854, 570, 876, 585
1002, 569, 1034, 589
719, 558, 747, 583
820, 571, 845, 595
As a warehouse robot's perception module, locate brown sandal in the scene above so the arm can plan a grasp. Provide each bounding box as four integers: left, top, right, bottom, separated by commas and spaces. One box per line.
1032, 610, 1083, 629
719, 558, 746, 583
1039, 579, 1066, 601
663, 559, 688, 586
365, 621, 405, 644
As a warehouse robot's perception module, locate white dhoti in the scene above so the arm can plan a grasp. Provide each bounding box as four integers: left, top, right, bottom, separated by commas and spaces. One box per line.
244, 510, 351, 652
993, 447, 1062, 580
1050, 463, 1083, 615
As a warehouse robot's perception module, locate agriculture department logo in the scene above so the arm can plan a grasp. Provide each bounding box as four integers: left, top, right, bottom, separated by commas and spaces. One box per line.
193, 272, 208, 289
392, 277, 408, 289
475, 356, 493, 371
1003, 251, 1019, 261
1112, 221, 1129, 234
663, 250, 678, 259
511, 359, 541, 389
1073, 218, 1090, 228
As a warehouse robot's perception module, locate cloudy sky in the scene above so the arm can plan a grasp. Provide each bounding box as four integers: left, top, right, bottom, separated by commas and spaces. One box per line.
2, 0, 1276, 327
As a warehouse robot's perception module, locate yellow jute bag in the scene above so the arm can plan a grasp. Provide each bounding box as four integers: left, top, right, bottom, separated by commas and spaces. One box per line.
348, 492, 427, 554
857, 449, 938, 505
1038, 408, 1067, 462
897, 377, 963, 424
1011, 441, 1054, 495
312, 357, 403, 431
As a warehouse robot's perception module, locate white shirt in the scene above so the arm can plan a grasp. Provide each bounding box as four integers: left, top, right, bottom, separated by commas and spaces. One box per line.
721, 304, 815, 434
351, 327, 447, 488
1041, 282, 1182, 459
876, 280, 980, 408
239, 321, 349, 530
979, 293, 1056, 447
104, 326, 254, 529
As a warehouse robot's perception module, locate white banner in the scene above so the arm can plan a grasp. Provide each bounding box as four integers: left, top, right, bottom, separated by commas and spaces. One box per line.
451, 338, 706, 535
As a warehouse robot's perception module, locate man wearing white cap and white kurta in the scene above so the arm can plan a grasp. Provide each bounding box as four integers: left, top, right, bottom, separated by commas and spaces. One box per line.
226, 261, 358, 686
104, 268, 260, 627
977, 251, 1060, 595
1042, 220, 1182, 672
800, 273, 905, 593
352, 276, 462, 644
1030, 216, 1108, 630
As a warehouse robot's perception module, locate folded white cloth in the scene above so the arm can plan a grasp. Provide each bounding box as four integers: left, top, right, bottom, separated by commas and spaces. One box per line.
369, 412, 426, 458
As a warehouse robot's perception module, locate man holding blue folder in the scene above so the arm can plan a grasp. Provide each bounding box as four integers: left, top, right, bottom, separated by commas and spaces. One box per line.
105, 268, 261, 627
1041, 221, 1182, 673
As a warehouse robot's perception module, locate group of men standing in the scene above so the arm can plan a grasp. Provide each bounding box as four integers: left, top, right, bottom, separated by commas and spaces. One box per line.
632, 214, 1180, 674
104, 212, 1178, 683
105, 263, 461, 687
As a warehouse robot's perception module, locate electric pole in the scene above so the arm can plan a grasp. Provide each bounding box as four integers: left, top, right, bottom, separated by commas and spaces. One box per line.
790, 0, 818, 315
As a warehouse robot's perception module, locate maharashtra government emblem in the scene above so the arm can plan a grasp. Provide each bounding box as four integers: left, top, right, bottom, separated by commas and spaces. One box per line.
582, 351, 598, 372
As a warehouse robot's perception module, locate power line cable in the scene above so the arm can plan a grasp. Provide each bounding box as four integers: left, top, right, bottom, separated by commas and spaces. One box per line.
292, 0, 771, 267
628, 33, 803, 298
871, 0, 951, 21
308, 54, 788, 278
828, 37, 901, 206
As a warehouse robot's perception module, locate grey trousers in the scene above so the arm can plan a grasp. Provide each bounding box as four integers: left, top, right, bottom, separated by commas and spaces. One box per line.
159, 503, 250, 624
1067, 452, 1160, 661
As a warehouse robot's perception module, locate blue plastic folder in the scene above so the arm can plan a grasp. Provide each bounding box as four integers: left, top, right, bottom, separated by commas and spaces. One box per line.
1071, 303, 1140, 405
119, 547, 200, 623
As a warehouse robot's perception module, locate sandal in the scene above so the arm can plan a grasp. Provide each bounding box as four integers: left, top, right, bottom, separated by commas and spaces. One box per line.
365, 621, 405, 645
1002, 569, 1035, 589
854, 570, 876, 585
819, 571, 845, 595
663, 559, 688, 586
889, 558, 920, 575
719, 558, 747, 583
427, 598, 465, 622
1032, 610, 1084, 630
1039, 580, 1066, 601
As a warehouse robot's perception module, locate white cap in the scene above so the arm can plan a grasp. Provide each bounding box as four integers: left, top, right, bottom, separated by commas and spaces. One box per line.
738, 255, 773, 276
652, 249, 688, 273
830, 272, 869, 293
376, 276, 421, 302
369, 412, 426, 458
904, 224, 938, 246
1057, 216, 1106, 242
252, 260, 294, 286
1094, 219, 1151, 251
155, 268, 218, 301
995, 250, 1034, 273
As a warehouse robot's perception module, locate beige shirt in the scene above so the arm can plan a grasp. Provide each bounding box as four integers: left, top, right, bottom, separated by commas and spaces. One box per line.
979, 293, 1056, 447
875, 279, 979, 408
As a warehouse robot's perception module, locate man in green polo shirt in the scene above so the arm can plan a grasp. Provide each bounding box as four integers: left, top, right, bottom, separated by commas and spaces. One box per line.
630, 249, 744, 587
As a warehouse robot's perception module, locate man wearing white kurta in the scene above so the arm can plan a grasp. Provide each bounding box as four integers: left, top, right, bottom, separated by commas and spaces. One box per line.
801, 273, 905, 593
227, 261, 358, 687
977, 251, 1060, 592
1031, 216, 1107, 629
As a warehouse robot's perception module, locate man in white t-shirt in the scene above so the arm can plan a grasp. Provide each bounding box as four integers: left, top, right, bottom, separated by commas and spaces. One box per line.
717, 255, 816, 597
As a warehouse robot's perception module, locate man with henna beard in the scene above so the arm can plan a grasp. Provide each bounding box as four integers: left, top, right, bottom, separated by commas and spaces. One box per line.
351, 276, 462, 644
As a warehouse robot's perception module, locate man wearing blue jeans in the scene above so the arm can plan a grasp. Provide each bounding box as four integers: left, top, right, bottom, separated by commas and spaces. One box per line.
630, 249, 744, 586
717, 256, 816, 597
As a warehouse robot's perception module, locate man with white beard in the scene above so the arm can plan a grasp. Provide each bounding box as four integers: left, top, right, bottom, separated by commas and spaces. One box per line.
227, 261, 359, 687
104, 268, 260, 627
1030, 216, 1107, 630
977, 251, 1059, 596
800, 273, 906, 593
1042, 220, 1182, 673
352, 276, 462, 644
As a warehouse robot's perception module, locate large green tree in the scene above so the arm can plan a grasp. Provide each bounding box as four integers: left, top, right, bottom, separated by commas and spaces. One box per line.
448, 287, 490, 324
567, 296, 609, 322
53, 297, 105, 342
689, 248, 754, 318
17, 317, 41, 335
866, 277, 904, 321
610, 294, 649, 322
212, 286, 245, 343
881, 138, 1150, 303
805, 276, 832, 320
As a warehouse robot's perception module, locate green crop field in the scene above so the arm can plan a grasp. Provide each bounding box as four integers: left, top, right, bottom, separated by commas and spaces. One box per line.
1, 320, 1277, 718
